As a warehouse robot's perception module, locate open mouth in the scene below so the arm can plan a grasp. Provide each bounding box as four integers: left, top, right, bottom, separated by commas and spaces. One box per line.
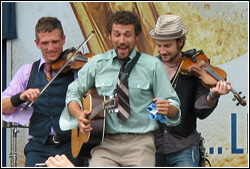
118, 47, 128, 54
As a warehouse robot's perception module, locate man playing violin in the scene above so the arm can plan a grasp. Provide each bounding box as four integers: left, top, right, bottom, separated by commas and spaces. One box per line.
2, 17, 85, 167
149, 14, 231, 167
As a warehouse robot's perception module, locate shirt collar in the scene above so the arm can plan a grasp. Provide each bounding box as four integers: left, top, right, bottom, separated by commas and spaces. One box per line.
38, 57, 46, 72
111, 48, 137, 63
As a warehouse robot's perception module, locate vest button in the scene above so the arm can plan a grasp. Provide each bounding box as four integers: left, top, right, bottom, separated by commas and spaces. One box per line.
50, 116, 53, 119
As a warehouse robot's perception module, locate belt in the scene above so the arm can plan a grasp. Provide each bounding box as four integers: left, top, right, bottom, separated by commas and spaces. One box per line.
105, 133, 138, 136
46, 135, 60, 144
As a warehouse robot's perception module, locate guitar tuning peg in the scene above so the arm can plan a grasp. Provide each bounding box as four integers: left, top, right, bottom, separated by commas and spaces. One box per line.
238, 91, 242, 95
232, 98, 236, 101
236, 103, 240, 106
242, 96, 246, 99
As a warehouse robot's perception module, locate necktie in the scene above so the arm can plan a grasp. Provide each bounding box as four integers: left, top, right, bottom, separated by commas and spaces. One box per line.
117, 58, 130, 122
44, 63, 52, 81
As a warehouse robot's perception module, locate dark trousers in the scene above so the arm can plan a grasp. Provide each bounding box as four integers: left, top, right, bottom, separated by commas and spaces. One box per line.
24, 138, 86, 167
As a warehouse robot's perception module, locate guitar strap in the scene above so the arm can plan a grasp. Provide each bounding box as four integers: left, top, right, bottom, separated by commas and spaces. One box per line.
119, 52, 141, 84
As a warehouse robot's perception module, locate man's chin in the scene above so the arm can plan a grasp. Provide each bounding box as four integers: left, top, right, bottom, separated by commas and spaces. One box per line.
161, 55, 170, 61
118, 53, 129, 59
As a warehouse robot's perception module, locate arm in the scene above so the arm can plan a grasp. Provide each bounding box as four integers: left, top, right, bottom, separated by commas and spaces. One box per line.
2, 63, 38, 114
68, 101, 93, 134
2, 98, 17, 114
152, 61, 181, 126
207, 80, 231, 107
194, 80, 231, 119
62, 57, 97, 132
153, 98, 178, 119
2, 89, 40, 114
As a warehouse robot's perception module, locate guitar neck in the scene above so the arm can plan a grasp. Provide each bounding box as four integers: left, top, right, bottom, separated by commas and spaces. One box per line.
88, 103, 104, 120
83, 90, 117, 120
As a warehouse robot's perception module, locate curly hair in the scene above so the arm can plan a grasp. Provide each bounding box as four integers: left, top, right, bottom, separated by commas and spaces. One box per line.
106, 10, 142, 36
35, 17, 64, 40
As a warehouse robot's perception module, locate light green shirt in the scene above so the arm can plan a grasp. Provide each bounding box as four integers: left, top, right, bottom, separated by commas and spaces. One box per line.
60, 48, 181, 134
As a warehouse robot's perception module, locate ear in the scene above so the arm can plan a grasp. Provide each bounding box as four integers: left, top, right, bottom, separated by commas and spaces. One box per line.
62, 35, 66, 45
108, 34, 111, 40
135, 33, 140, 42
179, 37, 185, 46
34, 39, 41, 49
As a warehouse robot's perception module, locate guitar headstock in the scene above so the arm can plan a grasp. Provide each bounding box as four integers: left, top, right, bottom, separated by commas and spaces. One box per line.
104, 94, 119, 114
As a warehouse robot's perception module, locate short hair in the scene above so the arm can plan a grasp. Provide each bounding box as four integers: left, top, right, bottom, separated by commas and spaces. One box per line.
106, 10, 142, 36
35, 17, 64, 40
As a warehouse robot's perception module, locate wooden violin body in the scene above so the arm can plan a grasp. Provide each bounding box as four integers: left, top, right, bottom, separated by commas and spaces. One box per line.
52, 47, 94, 73
180, 51, 227, 88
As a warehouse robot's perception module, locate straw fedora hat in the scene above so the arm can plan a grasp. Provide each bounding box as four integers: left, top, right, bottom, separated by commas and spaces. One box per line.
149, 15, 188, 40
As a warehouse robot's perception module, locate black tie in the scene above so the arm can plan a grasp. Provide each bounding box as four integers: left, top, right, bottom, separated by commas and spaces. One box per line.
117, 58, 130, 122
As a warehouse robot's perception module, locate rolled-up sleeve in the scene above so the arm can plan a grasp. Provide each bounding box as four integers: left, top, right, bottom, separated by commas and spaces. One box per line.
153, 61, 181, 126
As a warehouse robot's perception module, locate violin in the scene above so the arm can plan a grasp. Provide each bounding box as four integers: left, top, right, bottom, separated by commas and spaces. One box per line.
20, 31, 95, 111
52, 47, 94, 73
177, 49, 246, 106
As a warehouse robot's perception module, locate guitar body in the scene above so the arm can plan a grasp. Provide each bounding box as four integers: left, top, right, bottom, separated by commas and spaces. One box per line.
71, 89, 106, 158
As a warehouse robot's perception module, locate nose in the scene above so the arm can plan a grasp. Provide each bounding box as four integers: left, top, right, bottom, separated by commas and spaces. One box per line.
47, 42, 55, 51
119, 35, 126, 44
159, 46, 166, 55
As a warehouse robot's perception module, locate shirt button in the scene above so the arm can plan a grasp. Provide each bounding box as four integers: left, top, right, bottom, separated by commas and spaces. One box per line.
120, 125, 122, 128
137, 84, 140, 88
164, 130, 167, 133
50, 116, 53, 119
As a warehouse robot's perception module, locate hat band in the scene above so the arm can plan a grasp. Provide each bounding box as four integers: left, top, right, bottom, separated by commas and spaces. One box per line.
154, 29, 184, 38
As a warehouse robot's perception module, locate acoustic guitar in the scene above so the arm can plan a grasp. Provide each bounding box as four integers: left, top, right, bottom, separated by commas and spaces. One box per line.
71, 88, 117, 158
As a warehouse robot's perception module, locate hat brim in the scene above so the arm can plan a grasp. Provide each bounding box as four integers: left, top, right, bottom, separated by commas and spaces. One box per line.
149, 26, 188, 40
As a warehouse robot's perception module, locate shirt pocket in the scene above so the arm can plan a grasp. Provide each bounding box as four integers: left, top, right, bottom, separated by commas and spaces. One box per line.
95, 76, 115, 96
129, 79, 152, 105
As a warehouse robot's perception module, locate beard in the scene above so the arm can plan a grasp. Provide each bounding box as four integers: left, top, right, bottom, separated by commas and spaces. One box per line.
160, 45, 182, 63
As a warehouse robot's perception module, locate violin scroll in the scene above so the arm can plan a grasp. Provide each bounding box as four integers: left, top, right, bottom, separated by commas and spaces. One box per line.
232, 91, 246, 106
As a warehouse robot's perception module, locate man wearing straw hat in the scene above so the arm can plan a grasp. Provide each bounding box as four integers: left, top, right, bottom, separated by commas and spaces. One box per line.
149, 15, 231, 167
